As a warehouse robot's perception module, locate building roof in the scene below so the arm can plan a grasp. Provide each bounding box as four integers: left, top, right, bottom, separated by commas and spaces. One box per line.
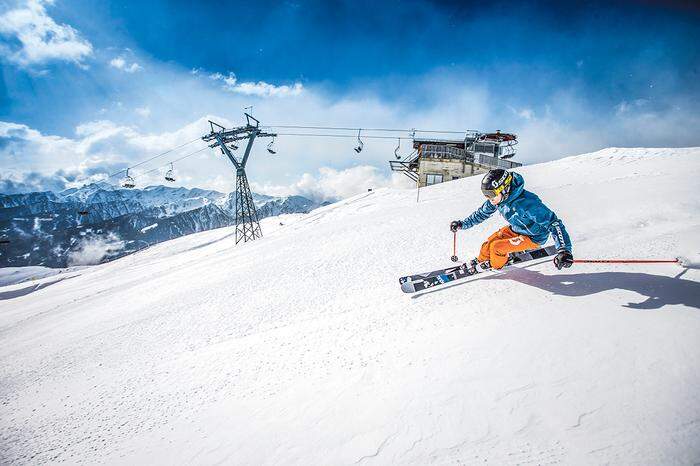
412, 138, 467, 148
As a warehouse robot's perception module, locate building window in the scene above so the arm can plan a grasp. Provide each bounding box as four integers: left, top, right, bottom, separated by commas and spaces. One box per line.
426, 173, 444, 185
473, 142, 496, 155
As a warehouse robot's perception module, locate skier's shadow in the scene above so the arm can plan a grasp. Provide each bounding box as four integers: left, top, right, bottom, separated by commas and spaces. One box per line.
0, 274, 77, 301
482, 267, 700, 310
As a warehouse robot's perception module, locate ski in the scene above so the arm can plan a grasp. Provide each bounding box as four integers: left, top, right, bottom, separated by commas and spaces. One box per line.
399, 245, 558, 293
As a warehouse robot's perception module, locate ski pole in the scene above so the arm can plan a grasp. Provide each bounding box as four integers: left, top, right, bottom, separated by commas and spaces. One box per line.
573, 259, 679, 264
451, 231, 459, 262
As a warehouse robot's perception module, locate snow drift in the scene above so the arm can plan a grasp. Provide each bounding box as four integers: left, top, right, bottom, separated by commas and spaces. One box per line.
1, 148, 699, 465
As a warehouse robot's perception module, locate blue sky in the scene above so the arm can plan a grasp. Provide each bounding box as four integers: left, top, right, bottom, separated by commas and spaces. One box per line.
1, 0, 699, 197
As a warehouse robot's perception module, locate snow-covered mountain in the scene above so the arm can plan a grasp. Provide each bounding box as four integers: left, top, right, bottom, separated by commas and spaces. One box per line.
1, 148, 699, 464
0, 184, 325, 267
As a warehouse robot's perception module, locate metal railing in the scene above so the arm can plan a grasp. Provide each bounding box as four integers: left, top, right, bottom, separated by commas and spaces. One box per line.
421, 144, 467, 159
420, 144, 521, 169
475, 153, 522, 169
389, 160, 419, 181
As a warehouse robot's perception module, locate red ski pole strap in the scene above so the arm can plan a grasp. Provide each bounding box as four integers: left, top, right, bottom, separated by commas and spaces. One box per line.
573, 259, 679, 264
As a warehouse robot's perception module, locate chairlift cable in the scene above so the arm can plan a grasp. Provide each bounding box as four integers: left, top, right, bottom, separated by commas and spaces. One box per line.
131, 146, 209, 180
273, 132, 416, 140
104, 137, 202, 180
262, 125, 475, 134
128, 137, 200, 170
83, 123, 491, 188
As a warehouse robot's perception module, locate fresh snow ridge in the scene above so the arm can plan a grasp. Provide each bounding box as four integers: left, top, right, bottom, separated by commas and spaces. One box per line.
1, 147, 699, 465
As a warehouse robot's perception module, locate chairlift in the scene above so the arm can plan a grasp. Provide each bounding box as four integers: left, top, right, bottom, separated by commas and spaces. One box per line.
122, 168, 136, 189
394, 138, 402, 160
0, 238, 10, 245
354, 129, 364, 153
267, 137, 277, 155
230, 142, 239, 151
165, 163, 176, 182
78, 209, 89, 216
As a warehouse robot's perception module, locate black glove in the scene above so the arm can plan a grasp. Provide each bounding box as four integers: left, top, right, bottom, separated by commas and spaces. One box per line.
554, 249, 574, 270
450, 220, 463, 232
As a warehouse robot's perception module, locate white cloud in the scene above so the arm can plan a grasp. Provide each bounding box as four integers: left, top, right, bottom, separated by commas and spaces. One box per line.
2, 62, 699, 198
0, 170, 70, 193
0, 117, 215, 192
509, 106, 535, 120
109, 56, 142, 73
614, 98, 648, 116
234, 81, 304, 97
209, 71, 303, 97
0, 112, 416, 200
66, 232, 124, 266
135, 106, 151, 118
0, 0, 93, 67
251, 166, 413, 201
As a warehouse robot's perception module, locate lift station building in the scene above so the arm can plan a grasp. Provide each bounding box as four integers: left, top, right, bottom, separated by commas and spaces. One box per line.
390, 131, 523, 187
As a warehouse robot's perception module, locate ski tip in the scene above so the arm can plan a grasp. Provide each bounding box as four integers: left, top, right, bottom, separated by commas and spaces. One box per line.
400, 281, 416, 293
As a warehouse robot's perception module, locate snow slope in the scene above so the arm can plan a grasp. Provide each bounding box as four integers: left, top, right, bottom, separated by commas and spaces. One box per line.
1, 148, 699, 465
0, 267, 64, 288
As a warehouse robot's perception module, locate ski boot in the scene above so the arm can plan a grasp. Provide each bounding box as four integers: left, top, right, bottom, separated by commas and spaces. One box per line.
461, 258, 491, 274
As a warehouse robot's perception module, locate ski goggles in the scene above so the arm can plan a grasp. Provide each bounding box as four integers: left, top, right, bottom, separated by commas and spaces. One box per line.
481, 173, 512, 199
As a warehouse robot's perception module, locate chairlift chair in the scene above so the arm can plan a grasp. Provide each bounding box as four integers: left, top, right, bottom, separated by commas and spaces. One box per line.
267, 138, 277, 155
354, 129, 364, 153
165, 163, 176, 182
122, 168, 136, 189
394, 138, 402, 160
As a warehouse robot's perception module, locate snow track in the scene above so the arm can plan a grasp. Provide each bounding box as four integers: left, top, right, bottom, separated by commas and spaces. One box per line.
1, 148, 699, 465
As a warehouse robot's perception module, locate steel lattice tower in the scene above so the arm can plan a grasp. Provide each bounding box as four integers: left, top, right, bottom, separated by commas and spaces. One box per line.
234, 169, 262, 242
202, 114, 276, 244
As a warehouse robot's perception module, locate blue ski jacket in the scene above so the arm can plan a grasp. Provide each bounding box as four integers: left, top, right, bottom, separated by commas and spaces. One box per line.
460, 172, 573, 252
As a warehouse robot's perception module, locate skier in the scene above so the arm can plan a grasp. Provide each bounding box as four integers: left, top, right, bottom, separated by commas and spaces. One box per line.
450, 169, 574, 270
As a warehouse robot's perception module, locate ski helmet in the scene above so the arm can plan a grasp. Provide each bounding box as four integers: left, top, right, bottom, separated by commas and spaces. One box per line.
481, 169, 513, 200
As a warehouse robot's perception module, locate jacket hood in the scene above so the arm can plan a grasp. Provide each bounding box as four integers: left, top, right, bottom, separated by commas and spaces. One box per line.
503, 172, 525, 204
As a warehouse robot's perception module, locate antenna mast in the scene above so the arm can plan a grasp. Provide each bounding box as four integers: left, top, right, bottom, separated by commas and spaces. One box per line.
202, 113, 277, 244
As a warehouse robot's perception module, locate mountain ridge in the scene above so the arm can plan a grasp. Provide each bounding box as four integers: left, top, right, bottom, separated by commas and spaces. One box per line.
0, 183, 329, 267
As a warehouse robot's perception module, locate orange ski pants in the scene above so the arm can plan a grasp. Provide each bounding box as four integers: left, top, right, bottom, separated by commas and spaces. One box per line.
477, 226, 540, 269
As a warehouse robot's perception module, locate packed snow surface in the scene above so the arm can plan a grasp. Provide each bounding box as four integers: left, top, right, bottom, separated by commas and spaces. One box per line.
0, 267, 62, 287
1, 148, 699, 465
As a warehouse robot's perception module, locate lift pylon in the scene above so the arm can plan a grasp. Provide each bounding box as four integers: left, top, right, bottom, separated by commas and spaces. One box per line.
202, 113, 276, 244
